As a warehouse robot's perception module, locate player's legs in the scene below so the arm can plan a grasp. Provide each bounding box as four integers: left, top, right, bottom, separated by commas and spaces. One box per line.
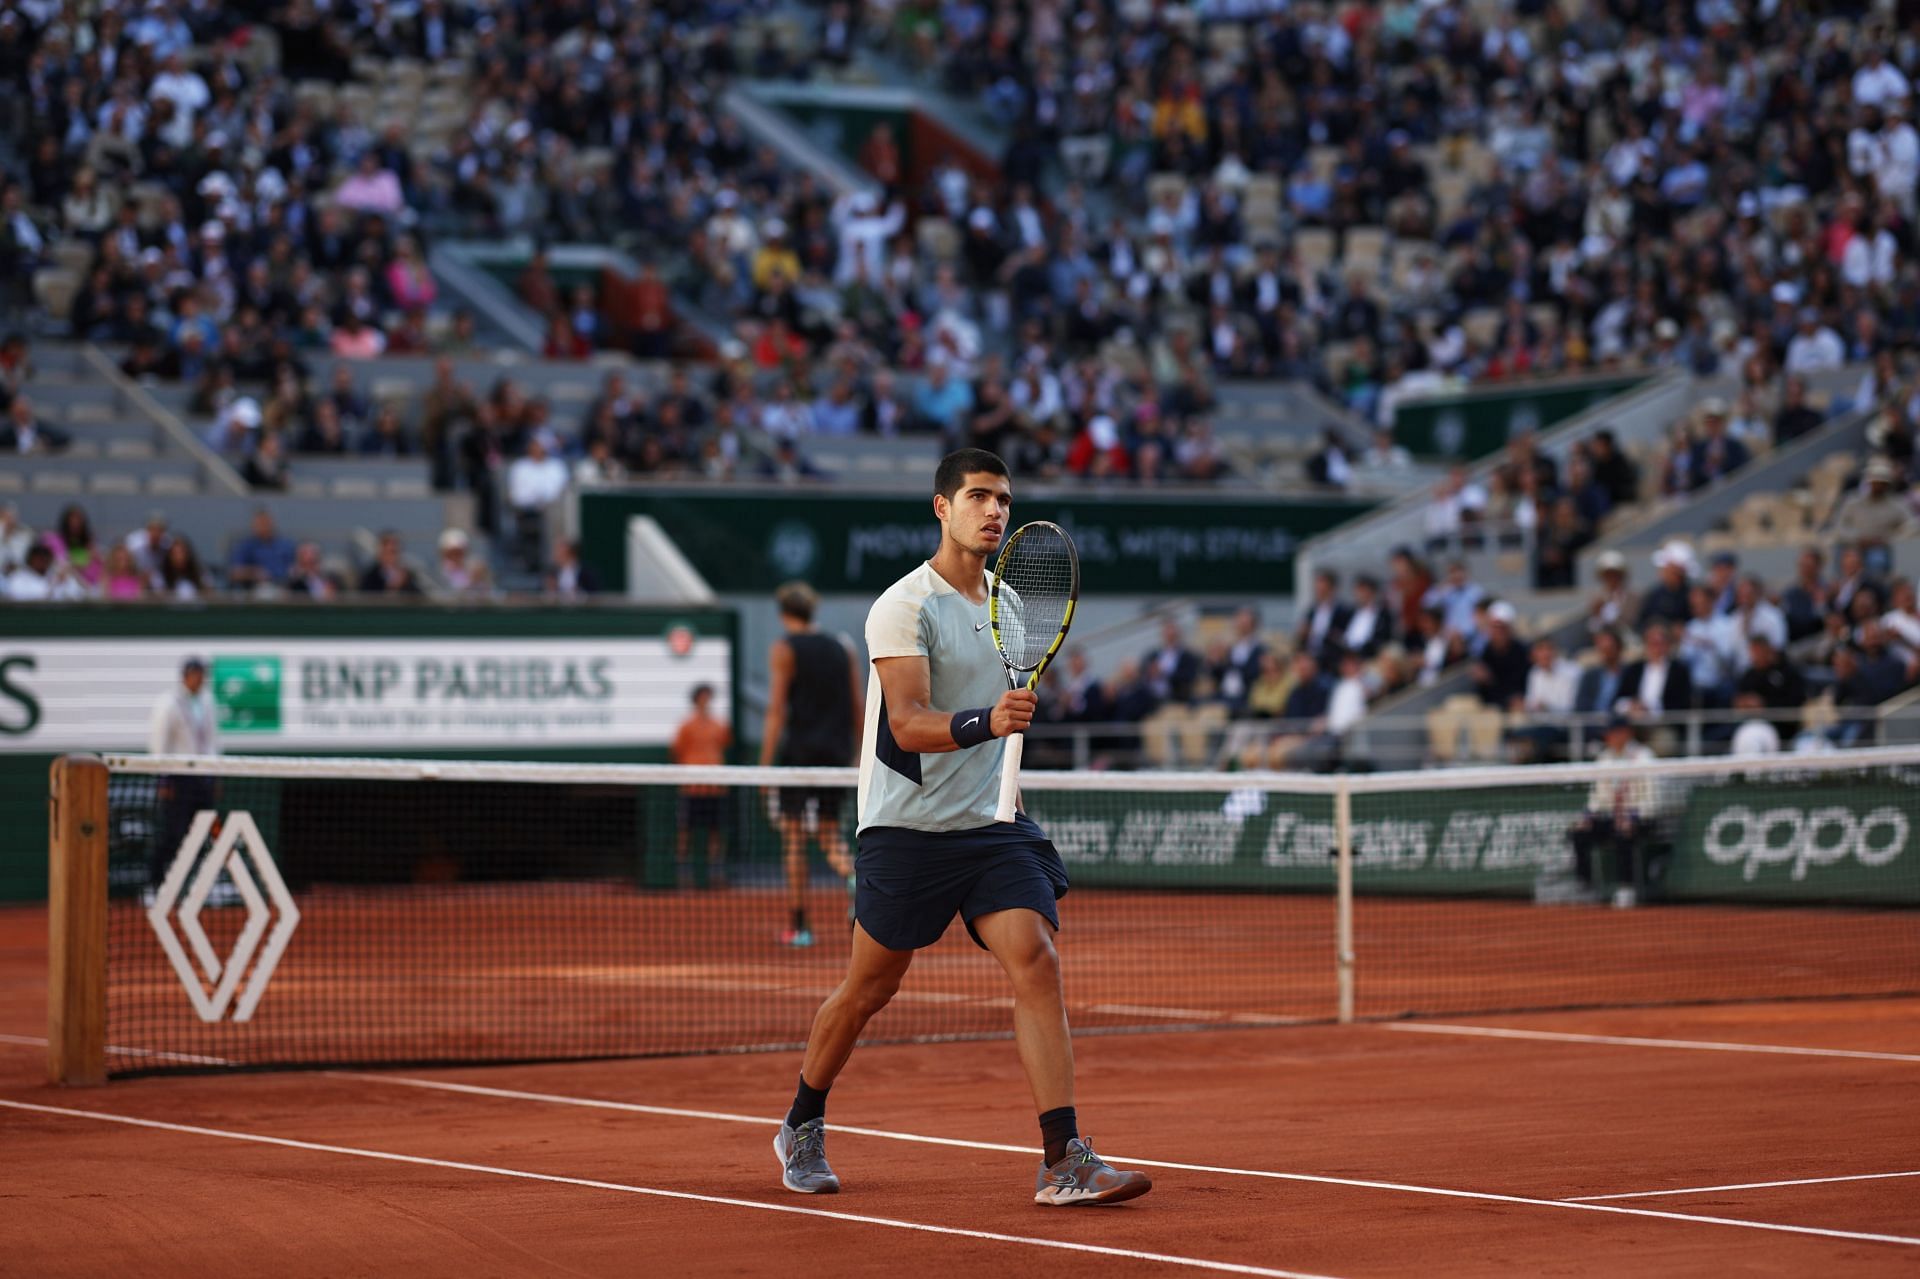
798, 922, 915, 1090
779, 816, 810, 926
971, 906, 1073, 1112
704, 827, 727, 887
674, 825, 694, 889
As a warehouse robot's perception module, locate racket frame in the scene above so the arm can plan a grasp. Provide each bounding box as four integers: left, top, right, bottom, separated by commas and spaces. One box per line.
987, 520, 1081, 822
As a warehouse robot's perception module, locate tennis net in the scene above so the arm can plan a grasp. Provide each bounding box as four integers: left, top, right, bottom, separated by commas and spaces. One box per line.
45, 747, 1920, 1079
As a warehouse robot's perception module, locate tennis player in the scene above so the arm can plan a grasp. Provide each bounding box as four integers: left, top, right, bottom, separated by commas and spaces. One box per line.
774, 448, 1152, 1207
760, 580, 861, 947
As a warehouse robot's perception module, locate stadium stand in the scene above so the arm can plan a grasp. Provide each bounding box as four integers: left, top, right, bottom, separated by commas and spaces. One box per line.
3, 0, 1920, 770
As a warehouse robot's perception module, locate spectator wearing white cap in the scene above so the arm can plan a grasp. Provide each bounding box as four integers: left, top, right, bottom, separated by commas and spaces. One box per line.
436, 527, 493, 597
1588, 549, 1639, 633
1471, 600, 1529, 710
1832, 456, 1916, 540
1638, 542, 1695, 628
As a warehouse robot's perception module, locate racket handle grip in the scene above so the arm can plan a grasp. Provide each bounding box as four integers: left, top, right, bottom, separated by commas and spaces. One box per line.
995, 732, 1024, 823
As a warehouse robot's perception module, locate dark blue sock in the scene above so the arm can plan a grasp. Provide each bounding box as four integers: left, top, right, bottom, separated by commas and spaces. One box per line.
786, 1076, 829, 1128
1039, 1106, 1078, 1167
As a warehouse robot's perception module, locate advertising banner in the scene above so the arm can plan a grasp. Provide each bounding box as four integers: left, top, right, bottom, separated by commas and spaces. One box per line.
0, 637, 729, 751
1668, 780, 1920, 905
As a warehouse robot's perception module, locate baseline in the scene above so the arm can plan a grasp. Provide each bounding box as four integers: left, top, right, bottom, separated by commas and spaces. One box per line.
0, 1099, 1332, 1279
1568, 1171, 1920, 1203
334, 1071, 1920, 1249
1381, 1023, 1920, 1063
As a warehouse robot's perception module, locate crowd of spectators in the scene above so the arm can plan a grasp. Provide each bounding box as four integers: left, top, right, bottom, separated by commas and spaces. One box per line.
0, 497, 598, 603
866, 0, 1920, 408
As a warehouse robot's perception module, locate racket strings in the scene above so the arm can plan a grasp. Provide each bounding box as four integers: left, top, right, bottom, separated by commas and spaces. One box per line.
995, 526, 1075, 671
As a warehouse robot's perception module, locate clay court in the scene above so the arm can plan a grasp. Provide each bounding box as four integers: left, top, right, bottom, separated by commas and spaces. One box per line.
4, 893, 1917, 1279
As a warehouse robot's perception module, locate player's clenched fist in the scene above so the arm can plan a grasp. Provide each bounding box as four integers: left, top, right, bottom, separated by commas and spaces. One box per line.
992, 689, 1038, 737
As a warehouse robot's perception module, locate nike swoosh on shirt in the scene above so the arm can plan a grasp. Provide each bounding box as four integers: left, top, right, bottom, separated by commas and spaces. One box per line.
975, 620, 990, 632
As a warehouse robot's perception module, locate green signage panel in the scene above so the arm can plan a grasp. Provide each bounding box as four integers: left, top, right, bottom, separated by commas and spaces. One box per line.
1392, 374, 1649, 461
1668, 780, 1920, 905
581, 490, 1377, 596
1023, 785, 1589, 894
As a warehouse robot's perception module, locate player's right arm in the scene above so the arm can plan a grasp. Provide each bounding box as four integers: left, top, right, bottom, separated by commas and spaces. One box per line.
873, 655, 1034, 752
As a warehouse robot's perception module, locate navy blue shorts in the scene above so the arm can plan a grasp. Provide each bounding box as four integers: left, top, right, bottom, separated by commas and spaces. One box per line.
854, 813, 1069, 952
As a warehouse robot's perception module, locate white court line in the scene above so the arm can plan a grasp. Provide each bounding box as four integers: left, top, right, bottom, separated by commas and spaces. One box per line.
1568, 1171, 1920, 1203
1382, 1022, 1920, 1063
0, 1032, 232, 1066
333, 1072, 1920, 1249
0, 1099, 1332, 1279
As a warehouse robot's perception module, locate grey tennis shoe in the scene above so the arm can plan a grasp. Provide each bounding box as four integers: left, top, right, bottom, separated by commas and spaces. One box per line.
775, 1117, 841, 1194
1033, 1137, 1153, 1206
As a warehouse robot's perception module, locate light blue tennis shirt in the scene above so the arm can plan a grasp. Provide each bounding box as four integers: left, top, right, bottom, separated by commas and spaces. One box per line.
857, 561, 1011, 834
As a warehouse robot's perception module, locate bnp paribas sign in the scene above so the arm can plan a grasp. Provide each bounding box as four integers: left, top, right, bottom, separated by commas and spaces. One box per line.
0, 638, 728, 751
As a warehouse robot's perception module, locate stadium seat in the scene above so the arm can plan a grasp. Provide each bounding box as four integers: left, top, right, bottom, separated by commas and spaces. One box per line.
106, 439, 157, 460
916, 218, 960, 263
65, 402, 117, 425
1293, 228, 1336, 274
32, 268, 80, 321
1342, 226, 1388, 273
0, 470, 22, 493
147, 474, 196, 496
30, 471, 83, 494
87, 473, 140, 496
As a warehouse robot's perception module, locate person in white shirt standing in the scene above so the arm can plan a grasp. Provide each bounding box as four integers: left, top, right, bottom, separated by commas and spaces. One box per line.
507, 434, 569, 571
146, 656, 221, 901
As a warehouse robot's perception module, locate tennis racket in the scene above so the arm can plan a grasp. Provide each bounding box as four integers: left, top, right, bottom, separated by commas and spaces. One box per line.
988, 520, 1080, 822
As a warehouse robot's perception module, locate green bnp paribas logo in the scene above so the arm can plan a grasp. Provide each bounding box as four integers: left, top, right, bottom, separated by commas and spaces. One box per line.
212, 656, 283, 733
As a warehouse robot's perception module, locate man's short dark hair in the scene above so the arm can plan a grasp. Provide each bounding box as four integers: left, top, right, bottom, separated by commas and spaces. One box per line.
775, 580, 817, 622
690, 683, 714, 704
934, 448, 1009, 503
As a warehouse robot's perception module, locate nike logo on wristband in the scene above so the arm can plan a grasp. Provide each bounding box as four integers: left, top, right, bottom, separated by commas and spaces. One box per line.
975, 620, 990, 632
961, 716, 981, 729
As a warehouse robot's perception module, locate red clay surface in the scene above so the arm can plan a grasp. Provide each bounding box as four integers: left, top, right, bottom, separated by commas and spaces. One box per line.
5, 902, 1920, 1276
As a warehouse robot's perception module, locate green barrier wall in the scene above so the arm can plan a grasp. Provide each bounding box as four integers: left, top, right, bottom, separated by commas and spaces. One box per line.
1392, 374, 1649, 461
580, 490, 1379, 597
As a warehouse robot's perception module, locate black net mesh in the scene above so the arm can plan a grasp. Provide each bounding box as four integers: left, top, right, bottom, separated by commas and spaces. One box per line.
97, 757, 1920, 1077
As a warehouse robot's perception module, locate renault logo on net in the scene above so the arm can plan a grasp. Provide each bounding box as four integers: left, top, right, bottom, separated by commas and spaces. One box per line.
147, 810, 300, 1022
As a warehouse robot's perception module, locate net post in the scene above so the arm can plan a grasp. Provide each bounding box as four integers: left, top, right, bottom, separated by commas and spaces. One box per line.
48, 754, 109, 1086
1334, 779, 1355, 1025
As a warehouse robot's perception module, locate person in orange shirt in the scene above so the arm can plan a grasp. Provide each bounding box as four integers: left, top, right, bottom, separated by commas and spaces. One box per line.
671, 684, 734, 888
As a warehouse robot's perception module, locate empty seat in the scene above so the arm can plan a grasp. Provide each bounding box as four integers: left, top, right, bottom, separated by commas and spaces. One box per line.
30, 471, 83, 494
383, 478, 430, 499
1293, 228, 1336, 273
65, 401, 118, 425
0, 471, 22, 493
548, 381, 594, 403
1342, 225, 1389, 272
148, 474, 197, 496
88, 472, 141, 496
329, 478, 381, 499
372, 377, 414, 403
107, 438, 157, 459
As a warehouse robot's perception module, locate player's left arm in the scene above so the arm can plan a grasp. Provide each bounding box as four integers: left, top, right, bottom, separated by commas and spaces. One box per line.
759, 638, 792, 767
